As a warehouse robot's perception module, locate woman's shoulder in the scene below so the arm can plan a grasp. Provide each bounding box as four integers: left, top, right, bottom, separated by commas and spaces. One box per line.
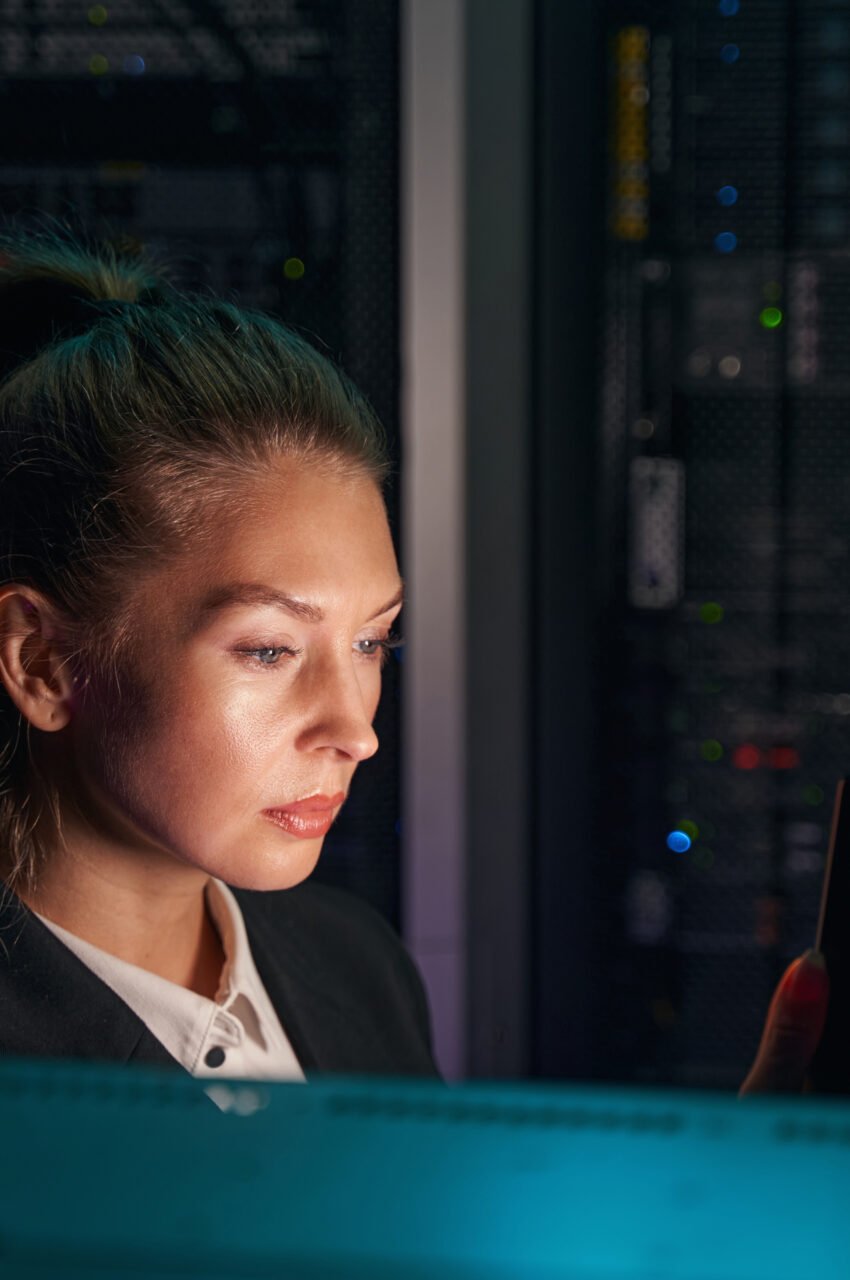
231, 878, 440, 1078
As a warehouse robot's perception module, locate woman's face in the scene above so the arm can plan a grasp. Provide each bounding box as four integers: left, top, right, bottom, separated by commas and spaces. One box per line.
65, 459, 403, 890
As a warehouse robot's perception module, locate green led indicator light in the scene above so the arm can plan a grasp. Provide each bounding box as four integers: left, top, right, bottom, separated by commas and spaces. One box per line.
759, 306, 783, 329
88, 4, 108, 24
700, 602, 724, 624
283, 257, 305, 280
701, 739, 724, 763
803, 784, 825, 807
89, 53, 109, 75
678, 819, 700, 841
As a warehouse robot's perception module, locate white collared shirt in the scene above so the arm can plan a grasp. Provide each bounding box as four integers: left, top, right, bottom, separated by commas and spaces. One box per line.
35, 879, 306, 1084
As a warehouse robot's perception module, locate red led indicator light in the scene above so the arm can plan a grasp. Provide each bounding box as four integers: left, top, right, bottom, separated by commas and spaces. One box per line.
732, 743, 761, 771
768, 746, 800, 770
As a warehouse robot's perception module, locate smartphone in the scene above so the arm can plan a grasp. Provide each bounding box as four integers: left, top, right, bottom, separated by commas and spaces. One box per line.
807, 777, 850, 1094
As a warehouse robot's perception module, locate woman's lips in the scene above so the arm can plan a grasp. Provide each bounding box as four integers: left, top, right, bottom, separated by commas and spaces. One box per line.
261, 792, 345, 840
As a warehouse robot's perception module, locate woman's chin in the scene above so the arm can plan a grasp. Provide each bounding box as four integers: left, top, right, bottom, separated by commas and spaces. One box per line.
207, 835, 326, 892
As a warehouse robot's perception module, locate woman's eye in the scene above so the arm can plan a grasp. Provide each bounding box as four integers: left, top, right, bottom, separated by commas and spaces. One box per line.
238, 646, 297, 667
357, 632, 405, 664
235, 632, 404, 670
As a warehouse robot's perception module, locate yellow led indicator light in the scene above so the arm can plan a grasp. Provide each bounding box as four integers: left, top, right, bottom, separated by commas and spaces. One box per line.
283, 258, 305, 280
611, 26, 650, 242
678, 819, 700, 841
692, 846, 715, 870
89, 53, 109, 75
701, 739, 724, 762
88, 4, 108, 24
763, 280, 782, 302
759, 306, 783, 329
699, 601, 724, 624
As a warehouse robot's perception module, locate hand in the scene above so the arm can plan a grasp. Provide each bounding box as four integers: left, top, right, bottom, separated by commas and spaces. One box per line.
739, 949, 829, 1096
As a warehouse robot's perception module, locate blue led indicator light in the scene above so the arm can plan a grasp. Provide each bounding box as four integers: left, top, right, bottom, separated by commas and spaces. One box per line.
714, 231, 738, 253
717, 185, 738, 206
123, 54, 145, 75
667, 830, 692, 854
720, 43, 740, 63
718, 0, 740, 15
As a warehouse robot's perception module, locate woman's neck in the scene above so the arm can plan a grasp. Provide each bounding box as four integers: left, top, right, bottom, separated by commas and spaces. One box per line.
19, 836, 226, 999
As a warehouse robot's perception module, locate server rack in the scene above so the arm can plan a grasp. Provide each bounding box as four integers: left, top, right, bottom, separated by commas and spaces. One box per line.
577, 0, 850, 1088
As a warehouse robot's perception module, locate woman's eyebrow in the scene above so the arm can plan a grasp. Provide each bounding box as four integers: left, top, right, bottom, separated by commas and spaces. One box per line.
194, 581, 405, 627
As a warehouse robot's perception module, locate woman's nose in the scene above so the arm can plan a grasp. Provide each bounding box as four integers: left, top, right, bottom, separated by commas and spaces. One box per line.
296, 661, 380, 762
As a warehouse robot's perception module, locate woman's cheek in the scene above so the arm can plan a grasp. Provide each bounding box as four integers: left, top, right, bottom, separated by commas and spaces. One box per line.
184, 665, 289, 780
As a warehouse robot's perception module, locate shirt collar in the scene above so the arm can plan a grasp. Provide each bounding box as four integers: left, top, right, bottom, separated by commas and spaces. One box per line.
206, 878, 255, 1005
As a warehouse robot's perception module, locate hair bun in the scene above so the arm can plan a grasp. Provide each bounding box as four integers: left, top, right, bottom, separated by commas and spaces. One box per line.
0, 277, 154, 383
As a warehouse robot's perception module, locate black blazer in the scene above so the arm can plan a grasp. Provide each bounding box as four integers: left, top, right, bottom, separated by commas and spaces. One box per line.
0, 880, 441, 1079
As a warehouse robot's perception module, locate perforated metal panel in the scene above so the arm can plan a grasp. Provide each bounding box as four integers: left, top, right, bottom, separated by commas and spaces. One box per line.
595, 0, 850, 1088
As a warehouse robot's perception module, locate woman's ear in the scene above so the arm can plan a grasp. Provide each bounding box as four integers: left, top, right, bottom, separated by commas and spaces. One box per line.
0, 587, 76, 732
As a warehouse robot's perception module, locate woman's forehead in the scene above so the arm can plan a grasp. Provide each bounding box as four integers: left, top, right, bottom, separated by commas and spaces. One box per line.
137, 470, 400, 626
210, 469, 394, 570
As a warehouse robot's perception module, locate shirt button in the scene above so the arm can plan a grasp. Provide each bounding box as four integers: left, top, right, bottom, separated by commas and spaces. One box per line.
205, 1046, 227, 1068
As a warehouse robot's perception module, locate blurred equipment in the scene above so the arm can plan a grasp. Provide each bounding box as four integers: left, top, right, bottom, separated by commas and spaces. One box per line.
584, 0, 850, 1088
3, 1055, 850, 1278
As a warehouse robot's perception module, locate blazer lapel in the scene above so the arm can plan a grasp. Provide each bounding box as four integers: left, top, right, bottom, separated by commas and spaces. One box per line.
0, 893, 180, 1070
235, 889, 373, 1075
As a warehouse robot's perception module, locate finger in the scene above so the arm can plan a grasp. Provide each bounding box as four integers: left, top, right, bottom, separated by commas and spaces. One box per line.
739, 949, 829, 1096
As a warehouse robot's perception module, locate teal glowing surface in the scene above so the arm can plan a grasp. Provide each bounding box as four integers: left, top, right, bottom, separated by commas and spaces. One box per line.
1, 1057, 849, 1278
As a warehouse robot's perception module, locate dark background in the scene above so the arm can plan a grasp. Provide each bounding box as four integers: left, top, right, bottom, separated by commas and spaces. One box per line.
7, 0, 850, 1090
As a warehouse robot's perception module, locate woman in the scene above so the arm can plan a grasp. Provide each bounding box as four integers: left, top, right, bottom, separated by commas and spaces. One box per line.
0, 229, 437, 1080
0, 228, 828, 1094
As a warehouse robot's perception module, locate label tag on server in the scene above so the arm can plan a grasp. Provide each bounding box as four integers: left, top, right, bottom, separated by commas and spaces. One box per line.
628, 456, 685, 609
